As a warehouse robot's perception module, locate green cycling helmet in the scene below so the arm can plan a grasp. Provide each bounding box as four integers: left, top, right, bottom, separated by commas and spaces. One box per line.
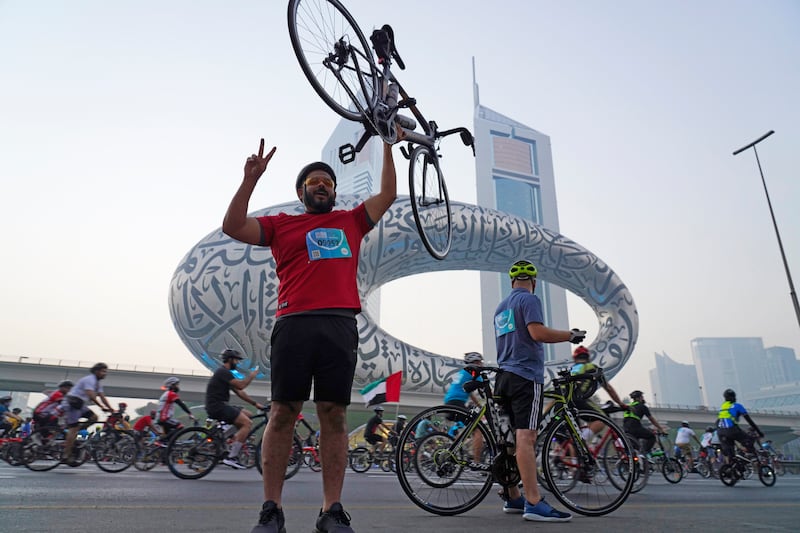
509, 260, 538, 280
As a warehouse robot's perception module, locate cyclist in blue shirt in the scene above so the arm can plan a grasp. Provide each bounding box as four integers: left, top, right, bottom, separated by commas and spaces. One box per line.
444, 352, 485, 460
716, 388, 763, 463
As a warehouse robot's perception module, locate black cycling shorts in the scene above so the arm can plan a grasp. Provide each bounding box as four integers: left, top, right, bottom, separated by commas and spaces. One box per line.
270, 313, 358, 405
365, 434, 384, 445
206, 404, 241, 425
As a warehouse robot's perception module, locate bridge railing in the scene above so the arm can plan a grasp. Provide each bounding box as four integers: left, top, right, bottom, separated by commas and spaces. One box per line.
0, 353, 212, 377
649, 401, 799, 418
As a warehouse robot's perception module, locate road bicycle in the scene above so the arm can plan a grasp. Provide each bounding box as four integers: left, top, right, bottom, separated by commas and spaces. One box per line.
288, 0, 475, 260
349, 439, 397, 473
394, 366, 635, 517
0, 435, 24, 466
87, 412, 139, 473
760, 440, 786, 476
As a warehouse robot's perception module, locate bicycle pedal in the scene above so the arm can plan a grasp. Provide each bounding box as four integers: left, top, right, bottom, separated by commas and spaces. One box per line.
338, 144, 356, 164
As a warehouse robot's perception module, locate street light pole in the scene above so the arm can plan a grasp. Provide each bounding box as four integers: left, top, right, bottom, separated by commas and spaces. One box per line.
733, 130, 800, 330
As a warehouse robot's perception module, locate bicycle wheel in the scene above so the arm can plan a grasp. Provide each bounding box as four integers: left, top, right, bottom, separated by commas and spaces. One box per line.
395, 405, 497, 516
695, 460, 710, 478
92, 430, 138, 473
758, 464, 776, 487
288, 0, 379, 122
21, 428, 64, 472
255, 434, 303, 480
601, 433, 637, 492
772, 459, 785, 476
238, 436, 258, 469
540, 425, 578, 494
542, 411, 634, 516
348, 446, 372, 473
719, 464, 738, 486
167, 427, 221, 480
661, 457, 682, 484
134, 442, 162, 471
409, 145, 452, 260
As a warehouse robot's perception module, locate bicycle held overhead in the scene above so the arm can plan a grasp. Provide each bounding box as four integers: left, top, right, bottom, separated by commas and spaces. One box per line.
288, 0, 476, 260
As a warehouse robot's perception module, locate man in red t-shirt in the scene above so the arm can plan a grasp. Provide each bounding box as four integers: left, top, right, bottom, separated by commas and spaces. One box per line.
133, 410, 161, 438
33, 380, 73, 427
223, 135, 401, 533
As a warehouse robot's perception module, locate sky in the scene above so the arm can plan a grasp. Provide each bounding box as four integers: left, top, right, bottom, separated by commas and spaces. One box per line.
1, 0, 799, 406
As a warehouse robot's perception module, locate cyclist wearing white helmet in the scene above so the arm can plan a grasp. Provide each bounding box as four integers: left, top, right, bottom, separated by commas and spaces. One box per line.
495, 260, 586, 522
157, 376, 197, 439
674, 421, 703, 473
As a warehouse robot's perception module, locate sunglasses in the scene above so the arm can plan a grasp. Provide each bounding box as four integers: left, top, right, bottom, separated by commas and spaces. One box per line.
304, 175, 335, 188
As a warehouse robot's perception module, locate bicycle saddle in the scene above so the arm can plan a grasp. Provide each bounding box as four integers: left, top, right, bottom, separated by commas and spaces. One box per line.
370, 24, 405, 70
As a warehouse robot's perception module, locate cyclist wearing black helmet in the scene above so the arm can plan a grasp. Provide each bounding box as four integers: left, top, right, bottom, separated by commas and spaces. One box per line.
205, 349, 264, 469
716, 388, 763, 463
363, 406, 393, 456
33, 379, 74, 428
622, 390, 666, 454
494, 260, 586, 522
62, 362, 114, 463
223, 135, 403, 533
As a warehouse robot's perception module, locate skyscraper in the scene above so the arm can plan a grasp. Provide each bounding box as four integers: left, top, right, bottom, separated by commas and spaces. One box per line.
691, 337, 765, 407
763, 346, 800, 386
472, 65, 570, 363
649, 351, 701, 407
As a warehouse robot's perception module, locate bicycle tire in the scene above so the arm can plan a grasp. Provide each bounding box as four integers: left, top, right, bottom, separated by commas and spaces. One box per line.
395, 405, 497, 516
542, 411, 634, 516
21, 427, 64, 472
601, 432, 637, 492
288, 0, 379, 122
255, 434, 303, 480
166, 427, 221, 480
719, 463, 737, 486
348, 446, 372, 473
409, 144, 452, 260
92, 430, 138, 473
134, 442, 162, 471
539, 424, 578, 495
758, 464, 776, 487
661, 457, 682, 484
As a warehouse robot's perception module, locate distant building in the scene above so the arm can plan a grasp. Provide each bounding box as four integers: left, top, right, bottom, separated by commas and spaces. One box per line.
691, 337, 766, 408
763, 346, 800, 386
649, 351, 701, 407
473, 66, 570, 364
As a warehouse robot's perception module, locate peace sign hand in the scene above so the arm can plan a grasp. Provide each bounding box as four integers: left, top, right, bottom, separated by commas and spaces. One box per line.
244, 138, 276, 182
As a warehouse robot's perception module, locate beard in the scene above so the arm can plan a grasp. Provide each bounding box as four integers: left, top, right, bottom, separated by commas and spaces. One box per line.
303, 186, 335, 213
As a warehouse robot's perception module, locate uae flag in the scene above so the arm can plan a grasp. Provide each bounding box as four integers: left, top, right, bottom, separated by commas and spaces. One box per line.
359, 371, 402, 407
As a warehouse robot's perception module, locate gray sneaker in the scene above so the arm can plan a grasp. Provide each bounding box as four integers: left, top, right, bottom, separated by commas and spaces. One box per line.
314, 502, 354, 532
251, 501, 286, 533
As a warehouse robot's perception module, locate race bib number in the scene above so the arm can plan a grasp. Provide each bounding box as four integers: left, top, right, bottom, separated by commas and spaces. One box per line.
306, 228, 352, 261
494, 309, 517, 337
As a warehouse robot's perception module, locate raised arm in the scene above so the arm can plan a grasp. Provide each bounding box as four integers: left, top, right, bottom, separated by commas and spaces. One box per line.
222, 138, 277, 245
363, 141, 399, 224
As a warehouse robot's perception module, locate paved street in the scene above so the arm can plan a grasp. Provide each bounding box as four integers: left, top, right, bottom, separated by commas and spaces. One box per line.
1, 461, 798, 532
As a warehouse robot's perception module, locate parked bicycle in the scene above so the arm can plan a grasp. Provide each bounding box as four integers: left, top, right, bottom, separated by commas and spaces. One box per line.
394, 366, 635, 517
288, 0, 475, 260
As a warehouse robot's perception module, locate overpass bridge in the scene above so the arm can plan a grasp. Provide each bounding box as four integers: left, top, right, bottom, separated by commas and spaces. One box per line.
3, 354, 800, 447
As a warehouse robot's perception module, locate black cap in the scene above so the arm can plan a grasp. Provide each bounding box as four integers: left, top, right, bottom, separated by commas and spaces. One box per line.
296, 161, 337, 189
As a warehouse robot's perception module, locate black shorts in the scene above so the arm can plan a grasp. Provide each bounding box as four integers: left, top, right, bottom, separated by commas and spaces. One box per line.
445, 399, 468, 422
206, 404, 241, 424
365, 434, 384, 445
494, 371, 544, 431
270, 313, 358, 405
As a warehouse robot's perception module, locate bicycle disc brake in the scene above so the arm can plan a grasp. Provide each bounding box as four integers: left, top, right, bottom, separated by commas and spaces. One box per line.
491, 449, 521, 487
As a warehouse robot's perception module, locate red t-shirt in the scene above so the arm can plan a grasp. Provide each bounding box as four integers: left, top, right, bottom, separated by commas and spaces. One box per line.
34, 390, 64, 415
133, 415, 154, 432
257, 203, 372, 317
